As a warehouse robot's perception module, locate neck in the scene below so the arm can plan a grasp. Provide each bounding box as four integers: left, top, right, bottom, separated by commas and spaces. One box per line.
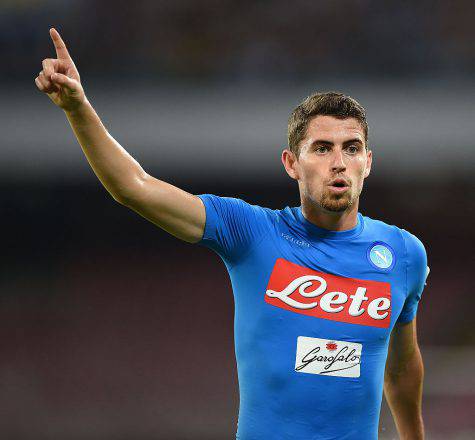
300, 198, 360, 231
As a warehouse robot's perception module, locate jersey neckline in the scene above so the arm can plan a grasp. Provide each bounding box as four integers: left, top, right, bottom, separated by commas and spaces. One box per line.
294, 206, 365, 241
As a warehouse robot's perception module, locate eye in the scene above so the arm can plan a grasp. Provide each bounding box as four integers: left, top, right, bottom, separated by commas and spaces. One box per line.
345, 145, 360, 154
315, 145, 329, 154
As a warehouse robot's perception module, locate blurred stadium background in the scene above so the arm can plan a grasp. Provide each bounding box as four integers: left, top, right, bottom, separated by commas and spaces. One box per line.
2, 0, 475, 438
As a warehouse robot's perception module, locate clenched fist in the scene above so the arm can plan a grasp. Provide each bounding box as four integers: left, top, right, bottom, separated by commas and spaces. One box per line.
35, 28, 86, 112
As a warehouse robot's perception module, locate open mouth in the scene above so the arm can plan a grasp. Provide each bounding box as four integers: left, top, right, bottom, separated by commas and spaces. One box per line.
328, 178, 350, 192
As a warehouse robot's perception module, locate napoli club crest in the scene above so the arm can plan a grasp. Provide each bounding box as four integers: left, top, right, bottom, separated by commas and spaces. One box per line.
367, 242, 395, 271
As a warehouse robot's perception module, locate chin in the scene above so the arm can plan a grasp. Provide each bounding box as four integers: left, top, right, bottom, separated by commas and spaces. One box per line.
320, 195, 354, 213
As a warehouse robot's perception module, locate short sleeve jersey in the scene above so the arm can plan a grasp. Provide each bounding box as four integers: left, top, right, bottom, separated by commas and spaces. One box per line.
196, 194, 429, 440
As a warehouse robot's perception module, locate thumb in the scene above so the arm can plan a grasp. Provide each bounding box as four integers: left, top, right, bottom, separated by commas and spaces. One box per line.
50, 72, 77, 91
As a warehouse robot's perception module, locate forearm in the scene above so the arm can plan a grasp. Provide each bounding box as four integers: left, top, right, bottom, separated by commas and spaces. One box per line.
384, 349, 424, 439
36, 28, 206, 244
65, 99, 146, 203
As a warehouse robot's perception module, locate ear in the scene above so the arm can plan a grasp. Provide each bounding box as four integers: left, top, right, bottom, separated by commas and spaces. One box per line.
362, 148, 372, 178
282, 148, 300, 180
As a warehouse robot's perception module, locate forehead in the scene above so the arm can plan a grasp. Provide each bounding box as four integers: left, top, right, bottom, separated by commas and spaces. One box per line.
304, 115, 365, 143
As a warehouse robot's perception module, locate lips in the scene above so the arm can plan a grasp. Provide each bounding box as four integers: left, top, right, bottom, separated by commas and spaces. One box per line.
327, 178, 350, 194
328, 178, 350, 188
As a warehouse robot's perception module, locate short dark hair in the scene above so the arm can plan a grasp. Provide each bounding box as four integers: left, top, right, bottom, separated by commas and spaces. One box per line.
287, 92, 368, 157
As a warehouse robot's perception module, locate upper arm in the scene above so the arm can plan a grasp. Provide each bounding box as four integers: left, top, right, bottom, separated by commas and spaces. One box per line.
396, 230, 429, 324
119, 173, 206, 243
195, 193, 271, 265
385, 317, 421, 377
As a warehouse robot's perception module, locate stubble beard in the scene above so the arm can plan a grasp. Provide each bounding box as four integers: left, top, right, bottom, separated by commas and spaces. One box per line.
309, 184, 361, 213
320, 190, 354, 212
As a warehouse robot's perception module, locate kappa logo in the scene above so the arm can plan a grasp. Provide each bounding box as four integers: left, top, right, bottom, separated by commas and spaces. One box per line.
280, 232, 310, 248
265, 258, 392, 328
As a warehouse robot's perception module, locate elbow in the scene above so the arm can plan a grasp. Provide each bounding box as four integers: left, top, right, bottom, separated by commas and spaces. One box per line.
112, 190, 134, 206
113, 172, 149, 206
113, 193, 131, 206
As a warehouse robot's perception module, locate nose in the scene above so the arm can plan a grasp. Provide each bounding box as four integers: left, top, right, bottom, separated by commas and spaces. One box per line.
330, 149, 346, 173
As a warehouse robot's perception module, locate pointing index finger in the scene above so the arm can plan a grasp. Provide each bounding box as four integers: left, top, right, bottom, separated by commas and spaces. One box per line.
50, 28, 72, 60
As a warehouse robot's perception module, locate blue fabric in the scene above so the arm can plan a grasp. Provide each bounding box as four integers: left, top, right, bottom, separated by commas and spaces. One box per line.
196, 194, 428, 440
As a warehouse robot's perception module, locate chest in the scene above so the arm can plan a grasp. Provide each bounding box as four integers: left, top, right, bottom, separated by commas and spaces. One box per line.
231, 229, 407, 343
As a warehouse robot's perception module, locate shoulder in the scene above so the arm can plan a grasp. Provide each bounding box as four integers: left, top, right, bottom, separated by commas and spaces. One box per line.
362, 215, 427, 265
361, 214, 407, 243
196, 194, 281, 262
398, 229, 430, 298
197, 193, 279, 226
400, 228, 428, 279
361, 214, 399, 232
198, 194, 271, 213
362, 214, 423, 244
400, 229, 427, 259
365, 216, 429, 287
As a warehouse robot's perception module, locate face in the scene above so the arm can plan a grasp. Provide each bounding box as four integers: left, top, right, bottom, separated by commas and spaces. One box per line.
282, 115, 372, 213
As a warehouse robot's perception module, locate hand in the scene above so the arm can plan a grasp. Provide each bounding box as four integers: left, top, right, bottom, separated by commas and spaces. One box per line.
35, 28, 86, 112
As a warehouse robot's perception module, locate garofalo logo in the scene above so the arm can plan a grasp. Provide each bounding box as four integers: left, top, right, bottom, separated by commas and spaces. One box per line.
295, 336, 362, 378
265, 258, 392, 328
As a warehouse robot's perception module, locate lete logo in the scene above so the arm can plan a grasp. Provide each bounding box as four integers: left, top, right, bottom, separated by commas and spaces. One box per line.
265, 258, 391, 328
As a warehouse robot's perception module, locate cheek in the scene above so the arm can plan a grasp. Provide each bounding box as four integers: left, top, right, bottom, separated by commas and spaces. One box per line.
307, 171, 325, 189
352, 156, 367, 177
301, 170, 325, 195
301, 162, 323, 182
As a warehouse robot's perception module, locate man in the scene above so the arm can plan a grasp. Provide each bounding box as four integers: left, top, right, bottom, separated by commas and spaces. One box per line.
36, 28, 429, 439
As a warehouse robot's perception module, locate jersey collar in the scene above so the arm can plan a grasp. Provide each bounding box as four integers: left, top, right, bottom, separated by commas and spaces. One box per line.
295, 207, 364, 241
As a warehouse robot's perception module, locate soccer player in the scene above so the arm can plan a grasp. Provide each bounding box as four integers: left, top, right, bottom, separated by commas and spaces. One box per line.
36, 28, 429, 439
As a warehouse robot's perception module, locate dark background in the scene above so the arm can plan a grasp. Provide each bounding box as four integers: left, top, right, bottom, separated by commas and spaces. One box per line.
1, 0, 474, 438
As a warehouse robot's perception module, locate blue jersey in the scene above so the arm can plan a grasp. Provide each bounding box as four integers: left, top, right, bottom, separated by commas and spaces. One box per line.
196, 194, 429, 440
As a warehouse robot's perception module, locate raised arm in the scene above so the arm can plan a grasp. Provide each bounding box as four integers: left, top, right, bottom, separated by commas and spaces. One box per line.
35, 28, 205, 243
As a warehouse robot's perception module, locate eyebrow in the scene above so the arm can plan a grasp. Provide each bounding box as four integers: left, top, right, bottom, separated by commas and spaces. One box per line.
311, 138, 363, 146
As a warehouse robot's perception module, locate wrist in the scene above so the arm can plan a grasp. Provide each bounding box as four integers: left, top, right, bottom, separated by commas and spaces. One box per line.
64, 97, 91, 119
